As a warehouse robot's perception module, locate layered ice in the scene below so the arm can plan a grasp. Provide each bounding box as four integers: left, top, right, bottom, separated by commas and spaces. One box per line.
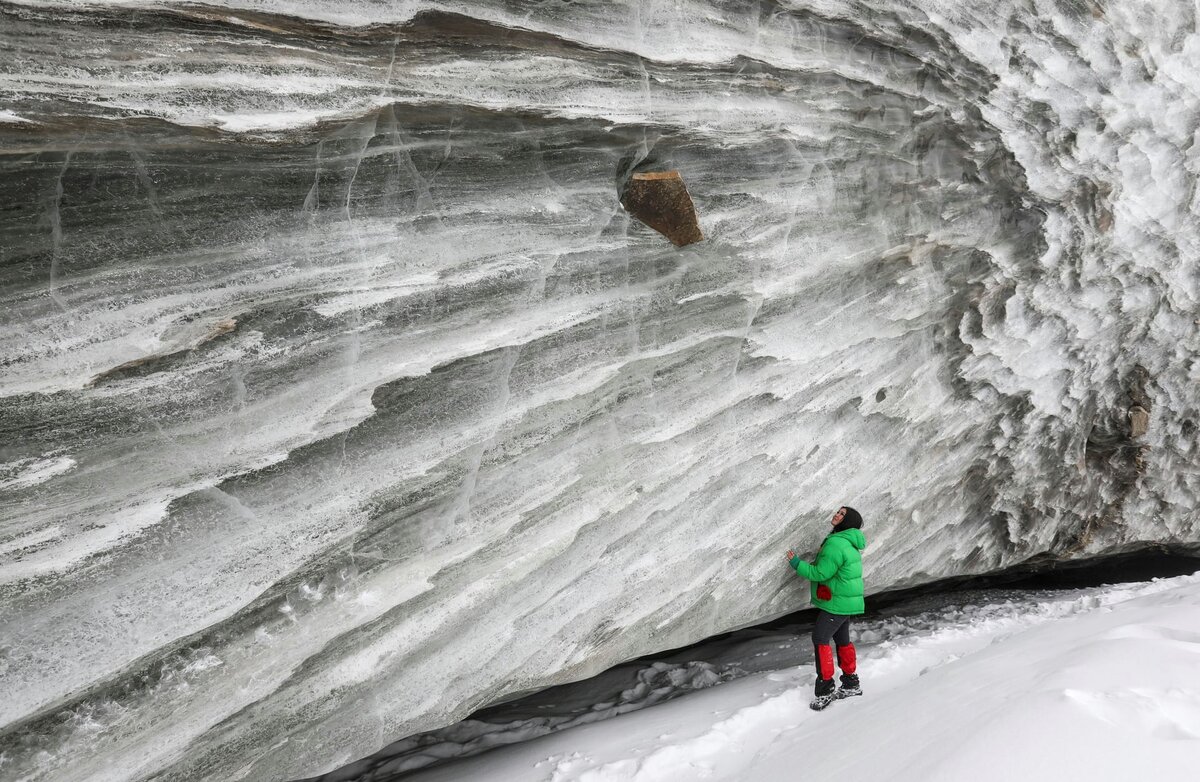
1, 1, 1199, 780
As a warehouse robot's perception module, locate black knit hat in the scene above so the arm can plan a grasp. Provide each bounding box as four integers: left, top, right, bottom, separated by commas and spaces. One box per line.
833, 506, 863, 532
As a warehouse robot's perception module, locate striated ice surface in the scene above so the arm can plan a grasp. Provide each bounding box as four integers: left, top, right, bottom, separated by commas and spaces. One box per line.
1, 1, 1199, 780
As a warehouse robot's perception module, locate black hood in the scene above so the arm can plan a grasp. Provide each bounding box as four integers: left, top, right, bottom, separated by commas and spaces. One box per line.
832, 506, 863, 533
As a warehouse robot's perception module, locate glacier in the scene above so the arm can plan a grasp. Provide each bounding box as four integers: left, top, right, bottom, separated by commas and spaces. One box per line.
1, 1, 1198, 780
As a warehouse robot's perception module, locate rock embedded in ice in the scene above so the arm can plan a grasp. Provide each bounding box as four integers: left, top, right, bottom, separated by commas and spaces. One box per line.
1127, 405, 1149, 439
620, 171, 704, 247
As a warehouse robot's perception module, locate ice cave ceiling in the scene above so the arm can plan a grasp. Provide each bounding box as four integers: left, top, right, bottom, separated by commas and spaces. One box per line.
1, 1, 1198, 780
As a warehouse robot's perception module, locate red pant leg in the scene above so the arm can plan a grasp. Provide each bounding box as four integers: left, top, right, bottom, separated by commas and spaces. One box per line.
815, 644, 836, 680
836, 643, 857, 674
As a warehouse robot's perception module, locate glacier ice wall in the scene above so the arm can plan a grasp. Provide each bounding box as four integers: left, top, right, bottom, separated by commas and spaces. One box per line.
1, 0, 1198, 779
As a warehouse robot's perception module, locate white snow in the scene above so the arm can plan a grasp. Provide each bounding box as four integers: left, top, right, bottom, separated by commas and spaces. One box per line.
408, 573, 1200, 782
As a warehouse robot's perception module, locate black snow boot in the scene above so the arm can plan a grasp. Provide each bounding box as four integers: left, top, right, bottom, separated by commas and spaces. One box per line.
810, 677, 836, 711
836, 673, 862, 699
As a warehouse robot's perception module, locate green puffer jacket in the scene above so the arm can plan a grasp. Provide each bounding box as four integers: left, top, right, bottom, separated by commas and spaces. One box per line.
789, 528, 867, 615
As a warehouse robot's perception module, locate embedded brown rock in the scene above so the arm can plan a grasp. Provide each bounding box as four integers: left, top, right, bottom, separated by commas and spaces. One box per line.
1129, 405, 1149, 438
620, 170, 704, 247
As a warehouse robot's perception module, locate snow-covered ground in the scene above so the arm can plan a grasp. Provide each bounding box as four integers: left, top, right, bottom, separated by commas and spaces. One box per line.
404, 573, 1200, 782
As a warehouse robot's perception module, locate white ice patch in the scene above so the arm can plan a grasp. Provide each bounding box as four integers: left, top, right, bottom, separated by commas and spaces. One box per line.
0, 497, 170, 585
0, 109, 34, 124
310, 275, 440, 318
209, 109, 357, 133
0, 455, 77, 490
0, 525, 64, 557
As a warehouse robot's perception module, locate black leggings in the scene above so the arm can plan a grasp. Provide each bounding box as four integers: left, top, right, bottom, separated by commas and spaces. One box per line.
812, 610, 852, 647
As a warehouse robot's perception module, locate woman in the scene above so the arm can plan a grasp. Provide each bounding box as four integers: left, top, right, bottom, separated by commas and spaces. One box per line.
786, 506, 867, 711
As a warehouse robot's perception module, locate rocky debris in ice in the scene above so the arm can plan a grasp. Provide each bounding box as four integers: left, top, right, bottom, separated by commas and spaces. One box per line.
89, 318, 239, 386
620, 171, 704, 247
1128, 405, 1149, 438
